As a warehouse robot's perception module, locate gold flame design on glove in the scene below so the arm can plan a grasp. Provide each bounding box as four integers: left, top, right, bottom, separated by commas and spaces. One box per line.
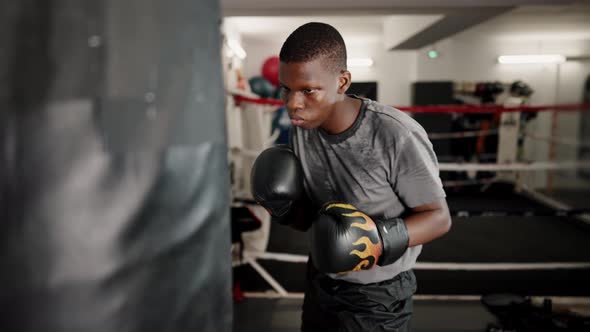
325, 203, 357, 211
325, 203, 375, 230
325, 203, 382, 273
344, 211, 376, 231
348, 236, 383, 271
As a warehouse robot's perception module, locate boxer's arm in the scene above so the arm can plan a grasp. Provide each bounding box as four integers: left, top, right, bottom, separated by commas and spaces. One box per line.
403, 198, 451, 247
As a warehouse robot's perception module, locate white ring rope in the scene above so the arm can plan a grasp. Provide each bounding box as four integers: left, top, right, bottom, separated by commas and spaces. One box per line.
245, 251, 590, 271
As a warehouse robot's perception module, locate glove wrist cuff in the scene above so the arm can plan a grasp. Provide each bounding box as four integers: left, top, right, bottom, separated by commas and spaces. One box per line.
375, 218, 409, 266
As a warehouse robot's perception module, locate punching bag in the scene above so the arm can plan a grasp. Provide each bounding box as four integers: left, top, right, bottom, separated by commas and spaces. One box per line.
0, 1, 232, 331
581, 75, 590, 178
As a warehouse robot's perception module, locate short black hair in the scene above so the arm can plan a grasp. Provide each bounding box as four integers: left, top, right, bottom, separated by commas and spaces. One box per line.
279, 22, 347, 73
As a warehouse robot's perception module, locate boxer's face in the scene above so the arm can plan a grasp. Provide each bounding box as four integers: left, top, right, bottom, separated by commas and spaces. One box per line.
279, 57, 350, 130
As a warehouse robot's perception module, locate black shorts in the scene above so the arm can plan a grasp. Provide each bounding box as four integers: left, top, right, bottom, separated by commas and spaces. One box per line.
301, 259, 417, 332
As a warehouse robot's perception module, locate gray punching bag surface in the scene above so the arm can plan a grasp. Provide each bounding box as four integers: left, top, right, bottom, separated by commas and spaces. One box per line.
0, 0, 232, 331
581, 75, 590, 178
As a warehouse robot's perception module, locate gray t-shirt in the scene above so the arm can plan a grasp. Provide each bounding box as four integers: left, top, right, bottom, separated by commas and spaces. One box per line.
291, 97, 446, 284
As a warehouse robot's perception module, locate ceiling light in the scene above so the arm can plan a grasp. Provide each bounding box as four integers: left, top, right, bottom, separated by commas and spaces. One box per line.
497, 54, 566, 64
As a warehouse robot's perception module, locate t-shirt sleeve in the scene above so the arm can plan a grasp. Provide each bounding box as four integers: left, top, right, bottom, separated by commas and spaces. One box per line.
393, 131, 446, 208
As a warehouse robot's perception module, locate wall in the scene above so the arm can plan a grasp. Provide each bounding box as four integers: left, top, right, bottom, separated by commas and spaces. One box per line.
242, 37, 283, 80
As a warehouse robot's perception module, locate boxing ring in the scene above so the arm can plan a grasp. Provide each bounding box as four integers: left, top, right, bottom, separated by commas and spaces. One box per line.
228, 92, 590, 304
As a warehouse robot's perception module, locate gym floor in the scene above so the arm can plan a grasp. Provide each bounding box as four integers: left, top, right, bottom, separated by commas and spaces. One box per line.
234, 298, 497, 332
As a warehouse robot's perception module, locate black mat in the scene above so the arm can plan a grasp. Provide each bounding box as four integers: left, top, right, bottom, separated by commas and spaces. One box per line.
421, 216, 590, 262
415, 269, 590, 296
543, 189, 590, 210
445, 182, 556, 215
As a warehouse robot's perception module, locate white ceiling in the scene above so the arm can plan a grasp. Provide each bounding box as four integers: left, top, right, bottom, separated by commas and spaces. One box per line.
475, 5, 590, 41
225, 1, 589, 49
383, 15, 444, 50
226, 16, 387, 44
221, 0, 575, 16
221, 0, 576, 16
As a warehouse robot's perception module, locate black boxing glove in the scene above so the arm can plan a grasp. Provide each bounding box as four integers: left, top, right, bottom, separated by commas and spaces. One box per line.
309, 203, 409, 274
251, 145, 304, 225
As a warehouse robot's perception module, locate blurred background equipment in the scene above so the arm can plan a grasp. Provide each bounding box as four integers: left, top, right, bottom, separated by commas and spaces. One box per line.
248, 76, 275, 98
261, 56, 280, 87
581, 75, 590, 179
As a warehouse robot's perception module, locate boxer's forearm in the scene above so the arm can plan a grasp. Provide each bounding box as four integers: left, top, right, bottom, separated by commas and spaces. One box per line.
404, 199, 451, 247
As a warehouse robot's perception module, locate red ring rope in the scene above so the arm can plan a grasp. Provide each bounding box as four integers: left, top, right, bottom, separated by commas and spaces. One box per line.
233, 95, 590, 114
